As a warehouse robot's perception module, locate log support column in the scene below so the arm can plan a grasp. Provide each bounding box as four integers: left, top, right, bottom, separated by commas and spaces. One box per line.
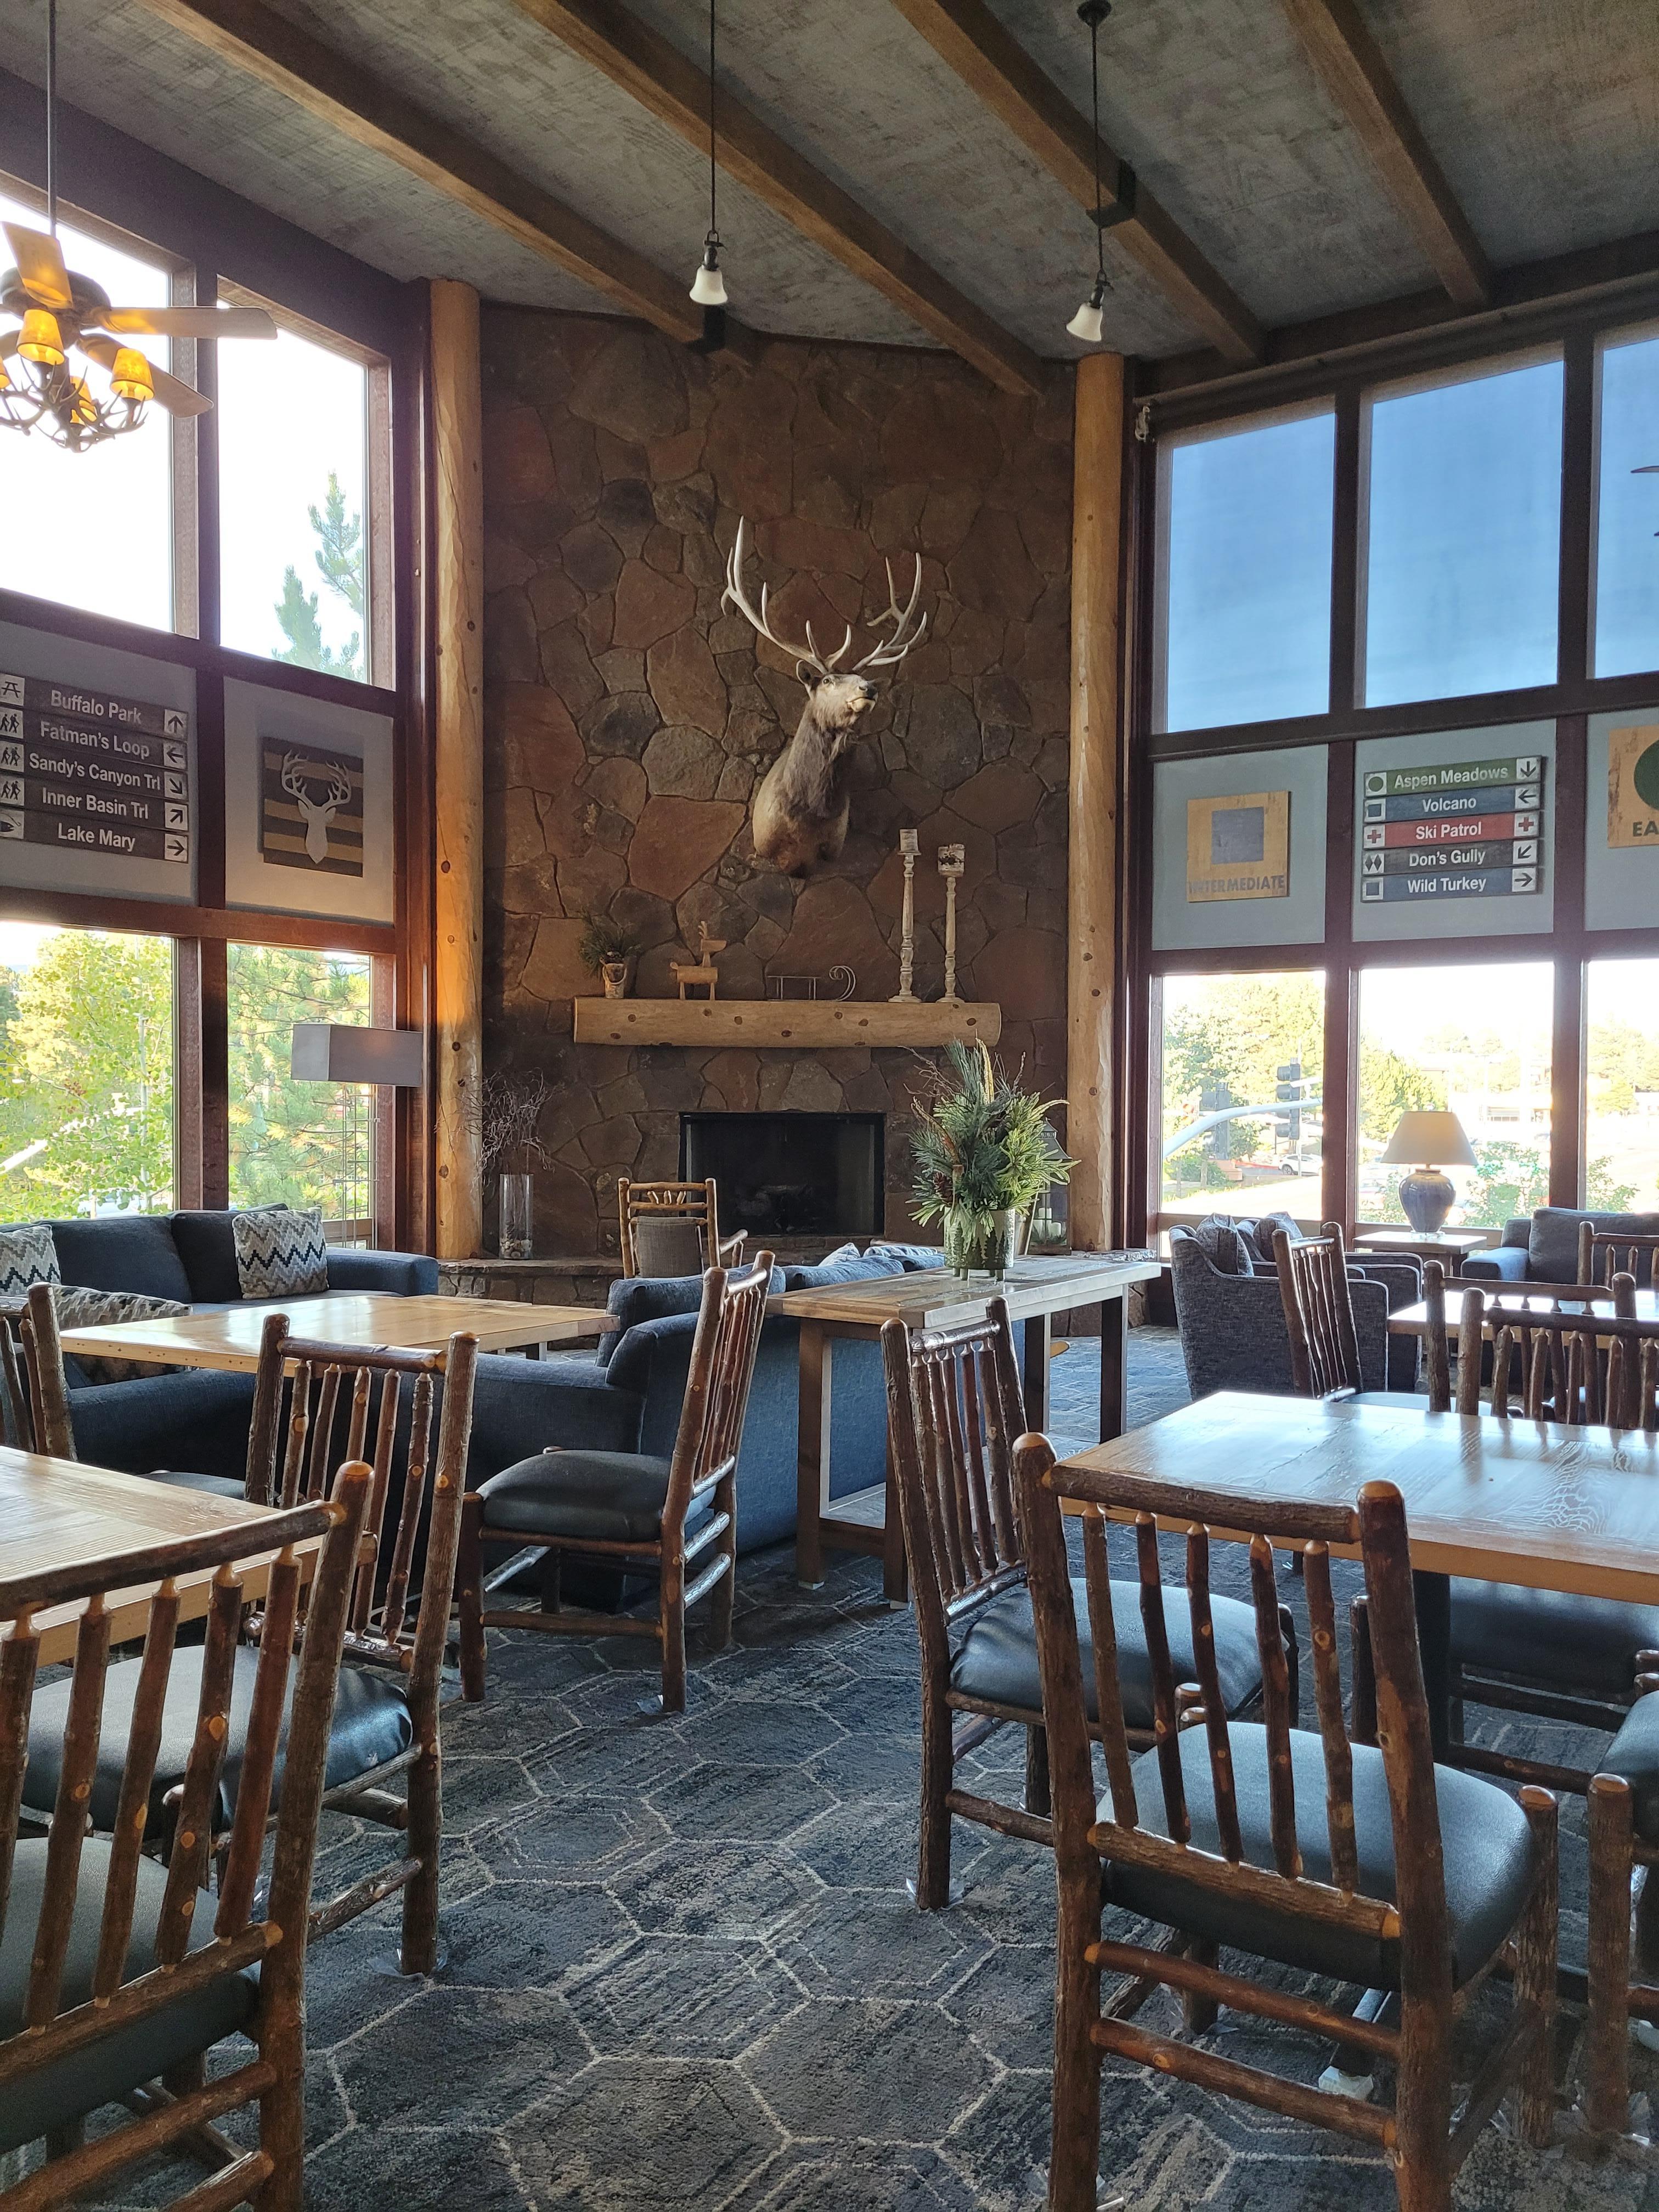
431, 279, 485, 1262
1066, 352, 1125, 1252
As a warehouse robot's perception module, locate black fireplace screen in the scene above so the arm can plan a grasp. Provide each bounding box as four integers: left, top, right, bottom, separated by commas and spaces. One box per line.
680, 1113, 885, 1239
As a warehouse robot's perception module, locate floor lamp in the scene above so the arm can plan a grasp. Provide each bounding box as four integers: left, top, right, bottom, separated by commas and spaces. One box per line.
291, 1023, 425, 1244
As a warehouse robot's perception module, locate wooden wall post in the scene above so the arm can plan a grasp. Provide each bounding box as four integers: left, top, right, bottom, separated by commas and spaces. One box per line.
430, 279, 485, 1262
1067, 352, 1125, 1252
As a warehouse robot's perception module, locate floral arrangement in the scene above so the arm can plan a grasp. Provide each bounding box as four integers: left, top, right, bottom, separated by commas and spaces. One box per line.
576, 910, 644, 974
909, 1042, 1072, 1252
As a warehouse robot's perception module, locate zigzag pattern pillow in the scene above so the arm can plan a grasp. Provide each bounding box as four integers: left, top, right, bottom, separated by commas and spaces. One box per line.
0, 1222, 60, 1301
55, 1285, 188, 1385
232, 1205, 329, 1300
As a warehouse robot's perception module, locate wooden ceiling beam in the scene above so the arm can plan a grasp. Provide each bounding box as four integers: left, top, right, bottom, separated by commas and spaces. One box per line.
885, 0, 1261, 366
1279, 0, 1492, 308
129, 0, 709, 343
504, 0, 1045, 396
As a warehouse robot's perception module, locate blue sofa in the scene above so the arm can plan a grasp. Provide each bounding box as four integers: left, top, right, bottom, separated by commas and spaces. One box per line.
10, 1209, 439, 1483
466, 1243, 941, 1558
1459, 1207, 1659, 1286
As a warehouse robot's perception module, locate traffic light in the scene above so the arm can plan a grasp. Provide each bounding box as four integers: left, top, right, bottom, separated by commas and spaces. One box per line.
1276, 1061, 1301, 1143
1201, 1079, 1233, 1160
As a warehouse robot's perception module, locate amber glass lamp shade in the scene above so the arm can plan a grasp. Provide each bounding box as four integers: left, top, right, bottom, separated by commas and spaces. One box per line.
109, 347, 154, 402
18, 309, 64, 366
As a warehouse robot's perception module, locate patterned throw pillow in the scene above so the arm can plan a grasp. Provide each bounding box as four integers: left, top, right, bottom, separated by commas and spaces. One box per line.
232, 1205, 330, 1300
54, 1285, 189, 1385
0, 1222, 60, 1300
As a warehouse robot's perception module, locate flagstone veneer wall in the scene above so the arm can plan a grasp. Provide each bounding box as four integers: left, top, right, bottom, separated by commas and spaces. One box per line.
481, 309, 1074, 1256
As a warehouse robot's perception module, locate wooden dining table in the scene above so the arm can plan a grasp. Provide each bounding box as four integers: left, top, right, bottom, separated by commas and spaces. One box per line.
1057, 1389, 1659, 1762
779, 1252, 1163, 1600
0, 1444, 331, 1663
1389, 1286, 1659, 1343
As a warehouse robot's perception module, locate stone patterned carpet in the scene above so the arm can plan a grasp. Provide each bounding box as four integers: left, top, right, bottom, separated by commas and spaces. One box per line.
59, 1330, 1659, 2209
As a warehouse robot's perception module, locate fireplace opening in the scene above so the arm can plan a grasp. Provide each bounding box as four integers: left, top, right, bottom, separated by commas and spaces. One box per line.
680, 1112, 884, 1239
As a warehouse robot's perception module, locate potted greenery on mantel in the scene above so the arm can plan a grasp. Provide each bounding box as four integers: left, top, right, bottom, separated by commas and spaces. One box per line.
578, 911, 644, 1000
910, 1042, 1073, 1279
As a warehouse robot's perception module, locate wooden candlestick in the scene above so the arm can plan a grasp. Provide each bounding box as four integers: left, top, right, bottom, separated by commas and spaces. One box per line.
938, 842, 965, 1005
891, 829, 919, 1003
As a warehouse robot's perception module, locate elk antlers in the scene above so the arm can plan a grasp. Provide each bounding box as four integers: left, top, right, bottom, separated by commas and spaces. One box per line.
722, 516, 927, 681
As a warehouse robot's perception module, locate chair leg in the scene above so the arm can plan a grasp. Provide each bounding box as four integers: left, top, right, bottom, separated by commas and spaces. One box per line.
1047, 1860, 1104, 2212
255, 1989, 306, 2212
1391, 1991, 1453, 2212
659, 1573, 687, 1717
1025, 1725, 1052, 1820
400, 1740, 443, 1977
913, 1687, 956, 1910
1514, 1787, 1558, 2149
1584, 1774, 1634, 2142
1181, 1937, 1220, 2033
457, 1493, 487, 1704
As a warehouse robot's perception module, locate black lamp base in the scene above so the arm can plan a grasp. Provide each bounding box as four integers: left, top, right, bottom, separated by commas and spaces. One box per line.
1398, 1168, 1455, 1236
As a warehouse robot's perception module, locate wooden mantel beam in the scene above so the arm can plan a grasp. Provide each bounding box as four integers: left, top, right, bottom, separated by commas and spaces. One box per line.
505, 0, 1045, 396
131, 0, 708, 343
886, 0, 1262, 366
1278, 0, 1492, 308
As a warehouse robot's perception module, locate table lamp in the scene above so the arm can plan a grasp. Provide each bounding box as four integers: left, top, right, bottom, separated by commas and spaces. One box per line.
1378, 1110, 1476, 1235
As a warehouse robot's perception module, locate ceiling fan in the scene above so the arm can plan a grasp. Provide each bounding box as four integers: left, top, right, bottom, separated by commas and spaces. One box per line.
0, 0, 275, 452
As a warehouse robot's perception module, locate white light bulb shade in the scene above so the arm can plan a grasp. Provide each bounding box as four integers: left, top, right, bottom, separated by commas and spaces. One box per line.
290, 1023, 426, 1086
690, 261, 728, 307
1066, 298, 1104, 343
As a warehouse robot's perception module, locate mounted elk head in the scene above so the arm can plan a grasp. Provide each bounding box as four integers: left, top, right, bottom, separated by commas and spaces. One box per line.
724, 517, 927, 877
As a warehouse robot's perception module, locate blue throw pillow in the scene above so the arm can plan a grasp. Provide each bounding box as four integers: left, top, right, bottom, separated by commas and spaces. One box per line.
596, 1273, 704, 1367
780, 1245, 910, 1293
868, 1241, 946, 1272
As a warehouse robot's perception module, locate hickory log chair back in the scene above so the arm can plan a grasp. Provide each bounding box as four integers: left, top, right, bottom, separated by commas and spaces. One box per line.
1579, 1222, 1659, 1294
1272, 1223, 1363, 1400
0, 1281, 72, 1460
617, 1177, 747, 1278
1015, 1436, 1559, 2212
1453, 1280, 1658, 1431
881, 1297, 1295, 1911
0, 1459, 371, 2208
457, 1253, 774, 1717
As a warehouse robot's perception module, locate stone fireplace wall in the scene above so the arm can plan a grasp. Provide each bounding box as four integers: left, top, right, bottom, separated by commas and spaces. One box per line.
481, 309, 1074, 1257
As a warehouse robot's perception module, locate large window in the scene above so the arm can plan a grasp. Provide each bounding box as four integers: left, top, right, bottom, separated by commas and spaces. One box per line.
0, 187, 175, 633
1157, 406, 1334, 733
227, 944, 373, 1230
1585, 960, 1659, 1212
1594, 325, 1659, 680
1357, 964, 1553, 1228
0, 922, 174, 1217
1362, 354, 1564, 706
1158, 971, 1324, 1222
217, 313, 373, 682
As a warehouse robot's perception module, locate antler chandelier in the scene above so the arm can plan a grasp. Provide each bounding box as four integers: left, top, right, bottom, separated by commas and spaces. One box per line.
1, 0, 274, 451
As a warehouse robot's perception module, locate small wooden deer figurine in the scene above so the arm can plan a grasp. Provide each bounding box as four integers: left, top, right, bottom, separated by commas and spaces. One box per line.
670, 922, 726, 1001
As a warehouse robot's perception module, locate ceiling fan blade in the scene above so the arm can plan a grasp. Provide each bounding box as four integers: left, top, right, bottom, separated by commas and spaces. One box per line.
3, 223, 72, 309
97, 304, 277, 340
1634, 464, 1659, 475
81, 332, 212, 417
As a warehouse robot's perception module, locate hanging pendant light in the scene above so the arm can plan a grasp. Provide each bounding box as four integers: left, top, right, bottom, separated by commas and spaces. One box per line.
690, 0, 728, 311
1067, 0, 1112, 345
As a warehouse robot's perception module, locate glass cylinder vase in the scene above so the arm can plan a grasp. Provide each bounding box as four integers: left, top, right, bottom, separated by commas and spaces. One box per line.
499, 1172, 534, 1261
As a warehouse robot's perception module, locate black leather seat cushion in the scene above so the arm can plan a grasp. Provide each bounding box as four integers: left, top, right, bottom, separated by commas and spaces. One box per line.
1104, 1723, 1537, 1990
479, 1449, 706, 1545
1601, 1693, 1659, 1844
950, 1577, 1265, 1730
0, 1838, 258, 2155
1450, 1579, 1659, 1696
21, 1647, 411, 1837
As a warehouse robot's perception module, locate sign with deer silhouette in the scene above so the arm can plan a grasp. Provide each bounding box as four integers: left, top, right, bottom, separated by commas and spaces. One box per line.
258, 740, 364, 876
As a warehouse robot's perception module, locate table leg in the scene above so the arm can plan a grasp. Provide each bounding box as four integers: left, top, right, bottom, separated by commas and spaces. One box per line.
1022, 1312, 1051, 1432
795, 1323, 830, 1590
1099, 1294, 1129, 1443
1412, 1570, 1453, 1764
526, 1342, 544, 1361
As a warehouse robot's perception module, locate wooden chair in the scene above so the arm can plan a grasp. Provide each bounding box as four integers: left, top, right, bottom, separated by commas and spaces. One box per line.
0, 1458, 371, 2207
1579, 1221, 1659, 1293
0, 1282, 72, 1458
1273, 1223, 1421, 1406
618, 1176, 746, 1278
19, 1323, 481, 1977
1016, 1435, 1559, 2212
882, 1297, 1293, 1909
458, 1254, 773, 1716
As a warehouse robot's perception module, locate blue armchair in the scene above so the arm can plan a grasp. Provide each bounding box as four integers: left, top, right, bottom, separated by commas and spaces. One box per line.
1170, 1214, 1420, 1401
1460, 1207, 1659, 1286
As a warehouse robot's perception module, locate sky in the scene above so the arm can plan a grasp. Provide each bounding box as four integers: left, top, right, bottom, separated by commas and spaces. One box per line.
0, 188, 366, 672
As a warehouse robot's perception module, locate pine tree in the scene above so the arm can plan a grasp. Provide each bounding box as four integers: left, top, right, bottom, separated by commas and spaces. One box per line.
274, 470, 364, 679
